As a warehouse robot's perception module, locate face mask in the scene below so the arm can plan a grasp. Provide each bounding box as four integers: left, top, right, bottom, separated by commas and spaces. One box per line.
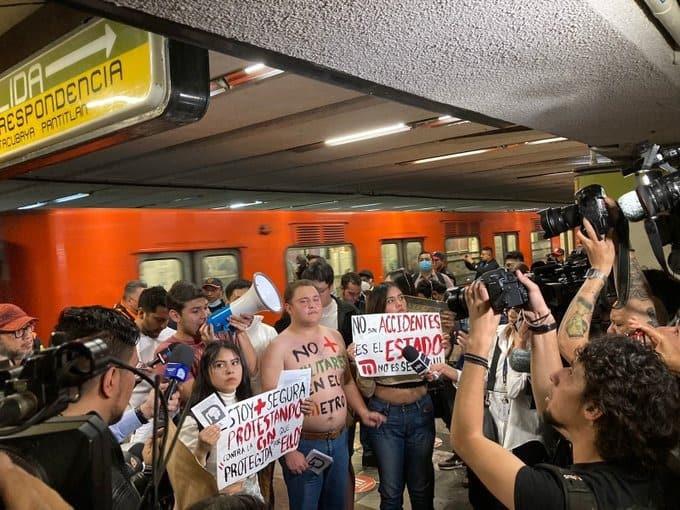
361, 280, 371, 292
419, 260, 432, 272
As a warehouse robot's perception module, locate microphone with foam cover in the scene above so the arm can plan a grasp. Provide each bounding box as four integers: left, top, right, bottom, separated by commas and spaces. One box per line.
508, 348, 531, 373
617, 191, 647, 222
401, 345, 438, 379
162, 343, 194, 400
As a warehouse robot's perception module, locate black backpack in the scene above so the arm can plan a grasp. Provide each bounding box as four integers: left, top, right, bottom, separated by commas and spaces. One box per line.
536, 464, 598, 510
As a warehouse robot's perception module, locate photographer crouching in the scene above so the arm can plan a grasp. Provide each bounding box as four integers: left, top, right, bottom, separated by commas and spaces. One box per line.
449, 261, 680, 508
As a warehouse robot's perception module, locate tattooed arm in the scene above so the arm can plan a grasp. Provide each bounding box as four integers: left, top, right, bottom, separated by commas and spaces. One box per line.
557, 280, 606, 364
557, 219, 615, 364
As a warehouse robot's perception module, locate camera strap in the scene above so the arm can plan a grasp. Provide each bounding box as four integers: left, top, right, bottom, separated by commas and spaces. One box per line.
614, 217, 631, 305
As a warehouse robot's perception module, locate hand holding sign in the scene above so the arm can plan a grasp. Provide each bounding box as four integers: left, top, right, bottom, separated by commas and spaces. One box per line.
352, 312, 445, 378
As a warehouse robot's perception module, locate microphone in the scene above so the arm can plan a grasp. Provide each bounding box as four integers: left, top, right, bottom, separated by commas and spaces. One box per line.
401, 345, 438, 379
617, 191, 646, 222
163, 344, 194, 400
0, 392, 38, 427
508, 348, 531, 373
146, 343, 179, 368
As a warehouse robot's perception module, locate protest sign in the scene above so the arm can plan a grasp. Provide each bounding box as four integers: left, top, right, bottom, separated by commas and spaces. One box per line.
215, 379, 307, 489
190, 392, 229, 429
277, 368, 311, 397
352, 312, 445, 377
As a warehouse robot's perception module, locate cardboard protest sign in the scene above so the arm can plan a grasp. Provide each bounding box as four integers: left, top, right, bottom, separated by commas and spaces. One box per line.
352, 312, 445, 377
404, 295, 449, 314
215, 380, 307, 489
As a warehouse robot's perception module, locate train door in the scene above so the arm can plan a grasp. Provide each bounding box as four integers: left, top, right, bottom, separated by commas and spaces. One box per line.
530, 231, 552, 265
381, 239, 423, 277
493, 232, 518, 265
285, 244, 355, 291
138, 249, 241, 288
444, 235, 480, 285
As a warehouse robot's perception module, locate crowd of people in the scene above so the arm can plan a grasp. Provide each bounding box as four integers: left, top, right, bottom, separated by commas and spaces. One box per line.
0, 218, 680, 510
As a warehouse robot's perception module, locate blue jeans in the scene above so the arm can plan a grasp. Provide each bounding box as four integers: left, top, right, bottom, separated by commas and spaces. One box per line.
368, 394, 435, 510
280, 428, 349, 510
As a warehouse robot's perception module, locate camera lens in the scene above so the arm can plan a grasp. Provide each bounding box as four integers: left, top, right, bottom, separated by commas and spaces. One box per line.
446, 287, 468, 319
639, 172, 680, 217
539, 204, 580, 238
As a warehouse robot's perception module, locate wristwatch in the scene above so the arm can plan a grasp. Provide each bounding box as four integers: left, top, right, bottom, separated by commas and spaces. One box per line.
585, 268, 608, 283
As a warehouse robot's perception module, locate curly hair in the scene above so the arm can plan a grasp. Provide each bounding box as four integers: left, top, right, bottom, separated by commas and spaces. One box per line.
576, 335, 680, 467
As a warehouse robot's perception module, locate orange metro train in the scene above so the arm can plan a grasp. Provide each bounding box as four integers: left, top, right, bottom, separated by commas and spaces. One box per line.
0, 208, 563, 342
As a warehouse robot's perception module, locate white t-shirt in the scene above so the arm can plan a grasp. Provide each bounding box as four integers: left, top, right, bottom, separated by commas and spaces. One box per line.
246, 315, 278, 394
320, 298, 338, 330
129, 327, 176, 410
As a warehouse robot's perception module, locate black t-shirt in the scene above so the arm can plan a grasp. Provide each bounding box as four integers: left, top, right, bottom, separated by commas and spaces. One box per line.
514, 461, 678, 510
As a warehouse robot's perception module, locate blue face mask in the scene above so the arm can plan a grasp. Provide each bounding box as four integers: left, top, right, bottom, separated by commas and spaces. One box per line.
419, 260, 432, 272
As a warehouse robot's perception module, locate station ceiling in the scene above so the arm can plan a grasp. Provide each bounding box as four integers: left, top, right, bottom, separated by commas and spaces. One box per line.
3, 1, 665, 213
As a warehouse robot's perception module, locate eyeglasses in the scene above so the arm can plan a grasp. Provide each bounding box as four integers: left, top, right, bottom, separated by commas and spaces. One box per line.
211, 359, 241, 371
0, 324, 34, 338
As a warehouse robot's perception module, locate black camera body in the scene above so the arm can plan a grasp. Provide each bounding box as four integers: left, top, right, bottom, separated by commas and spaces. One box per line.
539, 184, 611, 239
0, 415, 112, 510
447, 268, 529, 319
0, 340, 113, 510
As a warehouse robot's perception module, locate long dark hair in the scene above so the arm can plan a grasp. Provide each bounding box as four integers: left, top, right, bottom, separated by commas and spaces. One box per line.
387, 268, 416, 296
190, 340, 253, 406
366, 282, 399, 314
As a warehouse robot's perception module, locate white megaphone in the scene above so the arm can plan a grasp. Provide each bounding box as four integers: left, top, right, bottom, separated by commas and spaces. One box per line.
207, 273, 282, 333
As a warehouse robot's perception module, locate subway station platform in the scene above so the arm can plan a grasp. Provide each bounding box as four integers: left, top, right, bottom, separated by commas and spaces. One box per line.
272, 420, 472, 509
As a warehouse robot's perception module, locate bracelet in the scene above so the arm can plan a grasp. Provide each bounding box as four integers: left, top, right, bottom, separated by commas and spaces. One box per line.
528, 322, 558, 333
134, 406, 149, 424
527, 312, 551, 325
463, 353, 489, 370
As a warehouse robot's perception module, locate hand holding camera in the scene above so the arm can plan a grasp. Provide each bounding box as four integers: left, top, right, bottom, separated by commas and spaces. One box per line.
575, 218, 615, 275
464, 281, 501, 357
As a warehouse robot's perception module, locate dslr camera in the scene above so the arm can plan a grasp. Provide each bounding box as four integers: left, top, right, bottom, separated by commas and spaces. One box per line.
0, 339, 113, 510
447, 268, 528, 319
539, 184, 611, 239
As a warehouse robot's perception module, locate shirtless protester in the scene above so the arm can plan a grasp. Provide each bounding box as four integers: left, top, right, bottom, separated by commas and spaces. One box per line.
261, 279, 385, 510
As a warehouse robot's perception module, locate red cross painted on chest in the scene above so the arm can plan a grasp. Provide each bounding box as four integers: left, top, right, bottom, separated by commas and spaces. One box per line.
323, 336, 338, 353
254, 398, 266, 415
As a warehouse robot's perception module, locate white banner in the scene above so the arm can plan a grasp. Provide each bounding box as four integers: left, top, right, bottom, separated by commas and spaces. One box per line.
352, 312, 445, 377
214, 380, 307, 489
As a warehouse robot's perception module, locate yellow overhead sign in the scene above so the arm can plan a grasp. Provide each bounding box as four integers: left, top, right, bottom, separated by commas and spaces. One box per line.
0, 18, 169, 169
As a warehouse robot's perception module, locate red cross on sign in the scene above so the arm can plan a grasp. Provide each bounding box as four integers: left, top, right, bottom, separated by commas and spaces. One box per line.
323, 336, 338, 353
254, 398, 266, 415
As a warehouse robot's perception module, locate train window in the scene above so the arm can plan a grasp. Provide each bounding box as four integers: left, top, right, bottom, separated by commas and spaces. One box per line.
559, 230, 575, 254
405, 241, 424, 273
494, 232, 518, 264
531, 232, 552, 263
445, 236, 480, 284
286, 244, 355, 289
139, 258, 184, 289
198, 251, 240, 286
381, 239, 423, 276
381, 243, 400, 275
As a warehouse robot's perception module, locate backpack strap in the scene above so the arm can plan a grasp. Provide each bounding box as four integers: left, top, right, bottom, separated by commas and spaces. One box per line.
535, 463, 598, 510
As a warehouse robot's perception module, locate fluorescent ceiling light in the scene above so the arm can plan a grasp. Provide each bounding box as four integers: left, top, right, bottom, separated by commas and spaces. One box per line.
229, 200, 264, 209
350, 202, 382, 208
414, 206, 440, 211
392, 204, 417, 209
326, 207, 342, 211
18, 201, 47, 210
53, 192, 90, 204
325, 123, 410, 146
411, 148, 491, 165
364, 208, 382, 212
526, 137, 568, 145
244, 63, 266, 74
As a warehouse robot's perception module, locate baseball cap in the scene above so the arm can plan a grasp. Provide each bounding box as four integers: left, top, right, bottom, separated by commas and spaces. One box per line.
0, 304, 36, 332
202, 277, 223, 289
